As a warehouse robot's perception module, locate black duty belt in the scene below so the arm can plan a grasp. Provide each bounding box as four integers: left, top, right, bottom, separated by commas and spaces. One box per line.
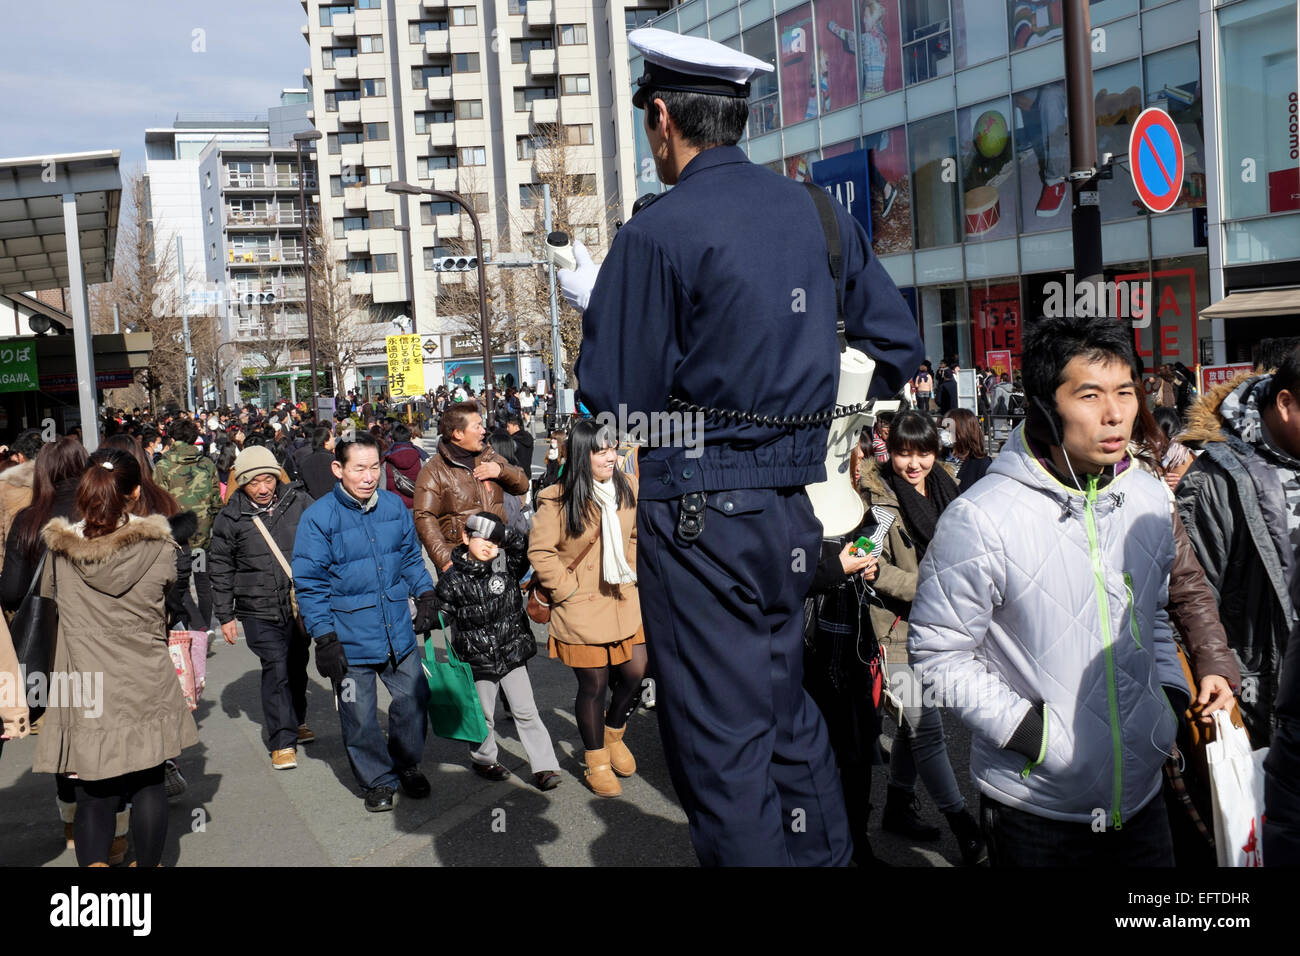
666, 395, 867, 429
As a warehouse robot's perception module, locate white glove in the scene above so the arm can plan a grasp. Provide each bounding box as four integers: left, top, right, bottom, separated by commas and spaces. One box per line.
557, 241, 599, 313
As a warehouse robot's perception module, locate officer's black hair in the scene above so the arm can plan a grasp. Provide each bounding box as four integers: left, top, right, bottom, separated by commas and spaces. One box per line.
885, 410, 940, 458
1021, 313, 1140, 408
312, 425, 333, 452
336, 429, 380, 465
645, 89, 749, 148
559, 419, 634, 539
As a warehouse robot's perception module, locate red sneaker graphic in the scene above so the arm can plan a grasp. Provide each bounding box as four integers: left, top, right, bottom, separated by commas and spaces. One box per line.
1036, 181, 1068, 218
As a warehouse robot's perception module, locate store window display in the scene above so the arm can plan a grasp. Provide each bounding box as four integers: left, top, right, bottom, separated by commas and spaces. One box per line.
958, 99, 1019, 242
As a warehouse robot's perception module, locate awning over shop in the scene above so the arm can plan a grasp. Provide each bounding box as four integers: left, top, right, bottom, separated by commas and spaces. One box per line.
1201, 288, 1300, 320
0, 150, 122, 450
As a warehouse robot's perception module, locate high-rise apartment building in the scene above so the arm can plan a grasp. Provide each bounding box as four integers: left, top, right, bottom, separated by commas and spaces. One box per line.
302, 0, 667, 391
196, 140, 319, 404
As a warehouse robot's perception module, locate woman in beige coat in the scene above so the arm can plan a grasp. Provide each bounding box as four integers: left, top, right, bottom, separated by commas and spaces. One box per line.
36, 447, 199, 867
528, 420, 643, 797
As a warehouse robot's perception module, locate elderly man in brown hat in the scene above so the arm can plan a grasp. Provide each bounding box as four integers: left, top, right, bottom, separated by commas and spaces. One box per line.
209, 446, 315, 770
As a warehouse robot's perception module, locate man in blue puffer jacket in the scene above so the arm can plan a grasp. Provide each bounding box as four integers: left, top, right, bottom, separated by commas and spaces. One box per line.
293, 431, 441, 812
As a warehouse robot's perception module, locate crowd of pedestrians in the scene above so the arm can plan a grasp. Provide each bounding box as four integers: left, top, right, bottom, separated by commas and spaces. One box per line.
1, 325, 1299, 868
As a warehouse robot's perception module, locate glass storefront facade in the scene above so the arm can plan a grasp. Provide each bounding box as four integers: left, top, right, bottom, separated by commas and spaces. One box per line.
631, 0, 1299, 370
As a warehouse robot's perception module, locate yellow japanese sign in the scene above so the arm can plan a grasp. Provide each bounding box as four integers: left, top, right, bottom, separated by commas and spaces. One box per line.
385, 334, 425, 397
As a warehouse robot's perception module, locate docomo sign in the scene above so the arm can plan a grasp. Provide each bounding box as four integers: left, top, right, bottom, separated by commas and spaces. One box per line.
1129, 108, 1185, 214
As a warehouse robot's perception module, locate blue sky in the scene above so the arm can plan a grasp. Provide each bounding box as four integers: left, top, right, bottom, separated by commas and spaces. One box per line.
0, 1, 309, 173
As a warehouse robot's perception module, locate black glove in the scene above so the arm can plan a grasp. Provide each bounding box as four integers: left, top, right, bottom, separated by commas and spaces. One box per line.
412, 590, 440, 634
314, 633, 349, 685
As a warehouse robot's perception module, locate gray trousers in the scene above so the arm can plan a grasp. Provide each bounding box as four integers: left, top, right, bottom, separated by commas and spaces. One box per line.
471, 665, 560, 774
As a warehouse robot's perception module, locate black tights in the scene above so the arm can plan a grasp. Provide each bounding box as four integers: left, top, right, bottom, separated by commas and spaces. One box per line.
74, 764, 167, 867
573, 644, 648, 751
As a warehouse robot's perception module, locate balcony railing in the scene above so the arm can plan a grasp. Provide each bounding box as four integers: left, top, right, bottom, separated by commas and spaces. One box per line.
227, 244, 305, 265
226, 208, 306, 226
225, 172, 319, 190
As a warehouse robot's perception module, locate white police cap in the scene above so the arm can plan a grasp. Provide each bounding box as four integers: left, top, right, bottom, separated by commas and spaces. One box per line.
629, 27, 774, 109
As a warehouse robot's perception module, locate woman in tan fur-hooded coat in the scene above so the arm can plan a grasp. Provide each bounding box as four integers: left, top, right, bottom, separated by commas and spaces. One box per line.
35, 447, 198, 867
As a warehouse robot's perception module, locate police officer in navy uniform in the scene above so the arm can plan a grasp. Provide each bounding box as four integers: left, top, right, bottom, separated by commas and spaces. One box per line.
559, 28, 924, 867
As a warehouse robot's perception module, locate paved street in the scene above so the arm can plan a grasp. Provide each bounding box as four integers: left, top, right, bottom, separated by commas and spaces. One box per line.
0, 430, 982, 867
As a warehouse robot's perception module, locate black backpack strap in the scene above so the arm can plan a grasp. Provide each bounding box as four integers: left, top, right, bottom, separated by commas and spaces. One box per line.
803, 181, 846, 352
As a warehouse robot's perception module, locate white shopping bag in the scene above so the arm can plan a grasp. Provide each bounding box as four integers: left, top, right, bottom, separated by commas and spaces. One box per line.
1206, 709, 1268, 866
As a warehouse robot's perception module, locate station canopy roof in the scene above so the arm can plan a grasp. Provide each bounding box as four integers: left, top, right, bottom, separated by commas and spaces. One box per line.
0, 150, 121, 296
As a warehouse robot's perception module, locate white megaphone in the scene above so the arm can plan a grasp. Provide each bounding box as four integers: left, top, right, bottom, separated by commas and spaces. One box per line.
805, 348, 881, 537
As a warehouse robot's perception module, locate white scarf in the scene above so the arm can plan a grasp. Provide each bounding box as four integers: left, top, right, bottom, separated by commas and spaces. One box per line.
591, 478, 636, 586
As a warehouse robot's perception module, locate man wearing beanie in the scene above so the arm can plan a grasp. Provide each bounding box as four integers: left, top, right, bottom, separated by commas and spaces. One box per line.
210, 445, 315, 770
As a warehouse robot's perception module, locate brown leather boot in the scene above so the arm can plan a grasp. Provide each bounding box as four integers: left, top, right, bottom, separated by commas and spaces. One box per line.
603, 725, 636, 777
583, 749, 622, 797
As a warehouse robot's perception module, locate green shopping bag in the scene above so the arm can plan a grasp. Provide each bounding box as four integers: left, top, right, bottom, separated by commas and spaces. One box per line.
422, 613, 490, 743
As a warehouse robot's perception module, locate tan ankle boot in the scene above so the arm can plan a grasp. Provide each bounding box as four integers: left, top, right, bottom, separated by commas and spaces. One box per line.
604, 725, 636, 777
584, 748, 622, 797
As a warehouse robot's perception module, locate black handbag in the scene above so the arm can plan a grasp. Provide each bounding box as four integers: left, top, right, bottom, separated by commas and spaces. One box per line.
10, 549, 58, 723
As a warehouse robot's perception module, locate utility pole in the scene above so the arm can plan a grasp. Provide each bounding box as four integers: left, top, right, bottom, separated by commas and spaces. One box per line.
543, 183, 564, 390
1064, 0, 1103, 305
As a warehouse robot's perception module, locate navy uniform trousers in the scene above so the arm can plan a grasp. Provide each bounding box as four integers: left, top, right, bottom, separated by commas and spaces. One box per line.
637, 487, 854, 866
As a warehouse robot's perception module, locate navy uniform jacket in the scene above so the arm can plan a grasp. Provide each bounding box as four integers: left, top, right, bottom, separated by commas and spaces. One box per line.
575, 145, 923, 501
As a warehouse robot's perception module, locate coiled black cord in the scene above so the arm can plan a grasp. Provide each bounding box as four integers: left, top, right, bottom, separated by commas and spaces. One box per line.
667, 395, 870, 429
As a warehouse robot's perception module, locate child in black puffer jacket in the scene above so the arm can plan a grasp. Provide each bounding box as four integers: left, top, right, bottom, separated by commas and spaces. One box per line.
435, 512, 561, 791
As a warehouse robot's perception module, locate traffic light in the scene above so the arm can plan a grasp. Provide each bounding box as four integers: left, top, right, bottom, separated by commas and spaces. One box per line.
434, 255, 478, 272
243, 291, 276, 306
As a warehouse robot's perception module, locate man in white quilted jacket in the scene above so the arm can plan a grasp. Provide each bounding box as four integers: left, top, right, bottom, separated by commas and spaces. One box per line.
908, 311, 1189, 866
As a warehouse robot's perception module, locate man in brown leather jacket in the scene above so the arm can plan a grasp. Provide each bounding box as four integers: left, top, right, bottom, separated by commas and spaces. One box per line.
413, 404, 529, 572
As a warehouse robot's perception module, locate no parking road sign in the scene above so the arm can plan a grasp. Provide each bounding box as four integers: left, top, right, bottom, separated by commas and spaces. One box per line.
1129, 108, 1184, 214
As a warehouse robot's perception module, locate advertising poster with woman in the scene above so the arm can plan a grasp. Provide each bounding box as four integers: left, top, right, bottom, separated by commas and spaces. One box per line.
779, 4, 820, 123
813, 0, 861, 112
957, 99, 1019, 242
820, 0, 901, 103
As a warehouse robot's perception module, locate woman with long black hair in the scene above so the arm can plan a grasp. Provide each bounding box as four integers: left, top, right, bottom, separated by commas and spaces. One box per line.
528, 420, 644, 797
859, 409, 986, 865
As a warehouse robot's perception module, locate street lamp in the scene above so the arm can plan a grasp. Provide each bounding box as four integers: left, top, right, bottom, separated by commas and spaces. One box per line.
293, 130, 324, 421
386, 180, 495, 422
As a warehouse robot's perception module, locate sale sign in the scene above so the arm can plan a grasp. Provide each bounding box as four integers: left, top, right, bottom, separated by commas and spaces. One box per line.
971, 283, 1022, 372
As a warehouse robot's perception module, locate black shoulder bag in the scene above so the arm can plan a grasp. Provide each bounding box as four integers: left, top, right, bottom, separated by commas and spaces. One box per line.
11, 550, 59, 723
